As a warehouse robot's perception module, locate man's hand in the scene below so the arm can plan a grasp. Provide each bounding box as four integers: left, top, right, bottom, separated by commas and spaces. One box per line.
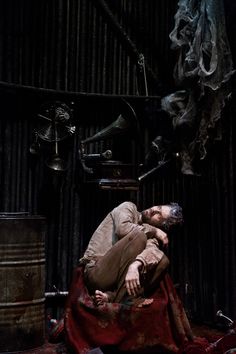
125, 261, 142, 296
155, 228, 169, 247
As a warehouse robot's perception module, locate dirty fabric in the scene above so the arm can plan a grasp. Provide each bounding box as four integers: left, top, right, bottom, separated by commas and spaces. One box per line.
64, 266, 195, 354
161, 0, 235, 174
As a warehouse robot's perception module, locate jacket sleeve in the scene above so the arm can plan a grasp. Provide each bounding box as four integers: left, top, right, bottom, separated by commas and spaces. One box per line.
112, 202, 164, 271
112, 202, 146, 239
135, 238, 164, 271
112, 202, 158, 240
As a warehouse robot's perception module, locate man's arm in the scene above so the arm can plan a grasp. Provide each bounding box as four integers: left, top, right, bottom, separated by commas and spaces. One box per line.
135, 238, 165, 270
112, 202, 168, 246
111, 201, 146, 239
142, 223, 169, 246
125, 239, 168, 296
125, 260, 143, 296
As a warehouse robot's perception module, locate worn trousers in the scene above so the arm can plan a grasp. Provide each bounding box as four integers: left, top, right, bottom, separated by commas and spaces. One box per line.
84, 232, 170, 303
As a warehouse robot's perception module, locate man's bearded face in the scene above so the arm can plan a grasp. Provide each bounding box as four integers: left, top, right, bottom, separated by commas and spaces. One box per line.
141, 206, 164, 227
142, 204, 183, 230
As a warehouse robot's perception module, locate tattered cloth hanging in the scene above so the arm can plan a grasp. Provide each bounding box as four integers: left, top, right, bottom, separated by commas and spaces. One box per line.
161, 0, 235, 174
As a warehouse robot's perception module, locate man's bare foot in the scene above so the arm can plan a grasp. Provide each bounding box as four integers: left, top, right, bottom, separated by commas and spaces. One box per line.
134, 297, 154, 308
94, 290, 109, 306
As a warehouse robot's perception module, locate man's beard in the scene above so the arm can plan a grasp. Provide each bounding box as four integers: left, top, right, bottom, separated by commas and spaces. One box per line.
141, 209, 162, 227
141, 210, 150, 223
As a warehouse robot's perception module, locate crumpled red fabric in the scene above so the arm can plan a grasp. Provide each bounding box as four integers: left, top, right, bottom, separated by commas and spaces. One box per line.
64, 267, 199, 354
205, 327, 236, 354
178, 336, 210, 353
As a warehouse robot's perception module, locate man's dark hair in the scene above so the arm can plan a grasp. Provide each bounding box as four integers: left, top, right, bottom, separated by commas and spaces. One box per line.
162, 202, 183, 230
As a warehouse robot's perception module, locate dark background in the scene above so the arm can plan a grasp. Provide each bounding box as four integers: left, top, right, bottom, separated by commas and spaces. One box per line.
0, 0, 235, 325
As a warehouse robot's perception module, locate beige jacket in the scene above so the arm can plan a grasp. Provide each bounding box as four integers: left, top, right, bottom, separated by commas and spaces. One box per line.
79, 201, 164, 271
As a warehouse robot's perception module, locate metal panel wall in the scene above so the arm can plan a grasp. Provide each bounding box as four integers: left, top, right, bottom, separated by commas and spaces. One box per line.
0, 0, 235, 324
0, 0, 177, 95
0, 90, 235, 323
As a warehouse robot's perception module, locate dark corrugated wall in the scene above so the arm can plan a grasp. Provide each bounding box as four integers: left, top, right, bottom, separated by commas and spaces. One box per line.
0, 0, 176, 94
0, 0, 235, 324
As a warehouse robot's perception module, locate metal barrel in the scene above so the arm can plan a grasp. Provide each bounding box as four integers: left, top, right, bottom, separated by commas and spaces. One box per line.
0, 214, 46, 352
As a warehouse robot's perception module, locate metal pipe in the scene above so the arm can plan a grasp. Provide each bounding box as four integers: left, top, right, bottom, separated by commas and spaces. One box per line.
45, 291, 69, 298
138, 159, 170, 182
216, 310, 234, 325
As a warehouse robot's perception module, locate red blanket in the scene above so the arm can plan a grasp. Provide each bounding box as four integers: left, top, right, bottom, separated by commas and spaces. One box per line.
64, 267, 198, 354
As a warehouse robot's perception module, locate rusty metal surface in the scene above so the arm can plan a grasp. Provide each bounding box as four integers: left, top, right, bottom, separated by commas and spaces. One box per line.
0, 216, 46, 352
